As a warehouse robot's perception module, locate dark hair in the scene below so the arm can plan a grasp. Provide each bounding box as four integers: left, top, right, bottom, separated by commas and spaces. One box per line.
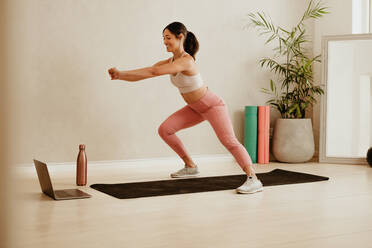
163, 22, 199, 60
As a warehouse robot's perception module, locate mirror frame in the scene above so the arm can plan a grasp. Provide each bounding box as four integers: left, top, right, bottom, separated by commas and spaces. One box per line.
319, 34, 372, 165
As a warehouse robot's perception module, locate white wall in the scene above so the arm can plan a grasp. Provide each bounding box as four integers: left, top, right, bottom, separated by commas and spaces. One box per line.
4, 0, 357, 165
5, 0, 312, 165
352, 0, 370, 33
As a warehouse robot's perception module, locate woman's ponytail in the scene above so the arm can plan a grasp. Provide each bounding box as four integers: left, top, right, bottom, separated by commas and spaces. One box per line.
184, 31, 199, 60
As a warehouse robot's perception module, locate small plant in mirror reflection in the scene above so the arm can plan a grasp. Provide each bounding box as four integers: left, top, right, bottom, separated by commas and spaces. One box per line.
245, 0, 329, 118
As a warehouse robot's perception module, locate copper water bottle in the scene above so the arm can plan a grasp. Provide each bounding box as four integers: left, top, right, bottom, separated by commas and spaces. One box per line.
76, 144, 87, 186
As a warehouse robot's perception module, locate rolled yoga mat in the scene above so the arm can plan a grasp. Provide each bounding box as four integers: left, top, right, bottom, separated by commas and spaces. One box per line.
244, 106, 258, 163
90, 169, 329, 199
257, 106, 270, 164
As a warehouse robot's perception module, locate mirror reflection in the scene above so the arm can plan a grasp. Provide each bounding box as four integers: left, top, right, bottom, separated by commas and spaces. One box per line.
326, 39, 372, 158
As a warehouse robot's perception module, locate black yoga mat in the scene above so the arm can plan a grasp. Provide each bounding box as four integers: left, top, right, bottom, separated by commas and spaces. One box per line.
90, 169, 329, 199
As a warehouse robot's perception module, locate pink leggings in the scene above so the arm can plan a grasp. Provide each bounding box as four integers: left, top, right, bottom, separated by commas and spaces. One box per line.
158, 88, 253, 171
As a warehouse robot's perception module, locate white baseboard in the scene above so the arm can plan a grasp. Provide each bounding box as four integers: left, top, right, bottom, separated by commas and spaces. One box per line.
19, 154, 235, 168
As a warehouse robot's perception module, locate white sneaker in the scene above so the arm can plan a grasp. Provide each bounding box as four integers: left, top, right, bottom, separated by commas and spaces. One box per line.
170, 165, 200, 178
236, 176, 263, 194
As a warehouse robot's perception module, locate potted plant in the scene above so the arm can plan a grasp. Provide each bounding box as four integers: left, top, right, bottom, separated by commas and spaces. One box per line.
246, 0, 329, 162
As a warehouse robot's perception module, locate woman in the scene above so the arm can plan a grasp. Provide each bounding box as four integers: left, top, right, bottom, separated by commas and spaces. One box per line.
108, 22, 263, 194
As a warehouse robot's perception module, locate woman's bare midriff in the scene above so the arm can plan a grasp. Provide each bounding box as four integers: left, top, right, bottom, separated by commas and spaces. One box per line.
181, 85, 208, 104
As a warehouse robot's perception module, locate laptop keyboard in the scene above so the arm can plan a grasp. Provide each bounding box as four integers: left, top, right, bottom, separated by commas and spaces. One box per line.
55, 190, 75, 198
54, 189, 91, 199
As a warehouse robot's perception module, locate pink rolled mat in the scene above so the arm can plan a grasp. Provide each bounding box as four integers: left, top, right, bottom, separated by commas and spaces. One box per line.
257, 106, 270, 164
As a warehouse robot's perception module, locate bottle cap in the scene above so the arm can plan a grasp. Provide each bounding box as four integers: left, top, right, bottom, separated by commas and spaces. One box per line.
79, 144, 85, 149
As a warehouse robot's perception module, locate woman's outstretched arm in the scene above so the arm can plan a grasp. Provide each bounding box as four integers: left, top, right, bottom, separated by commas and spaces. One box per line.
108, 57, 193, 82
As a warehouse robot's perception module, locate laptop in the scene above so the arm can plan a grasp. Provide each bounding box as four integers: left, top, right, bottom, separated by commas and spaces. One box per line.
33, 159, 92, 200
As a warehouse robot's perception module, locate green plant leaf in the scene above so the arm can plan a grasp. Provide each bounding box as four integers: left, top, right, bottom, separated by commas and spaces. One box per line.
246, 0, 329, 118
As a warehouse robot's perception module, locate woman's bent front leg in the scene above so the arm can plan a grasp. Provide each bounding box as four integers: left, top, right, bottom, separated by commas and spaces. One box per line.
158, 105, 205, 163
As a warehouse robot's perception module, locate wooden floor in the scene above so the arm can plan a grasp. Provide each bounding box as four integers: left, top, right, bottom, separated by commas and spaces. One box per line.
9, 160, 372, 248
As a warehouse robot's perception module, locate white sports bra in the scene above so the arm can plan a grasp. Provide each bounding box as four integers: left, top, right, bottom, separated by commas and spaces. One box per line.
169, 53, 205, 93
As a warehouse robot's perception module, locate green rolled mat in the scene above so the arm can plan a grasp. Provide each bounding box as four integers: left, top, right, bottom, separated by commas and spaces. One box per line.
244, 106, 258, 163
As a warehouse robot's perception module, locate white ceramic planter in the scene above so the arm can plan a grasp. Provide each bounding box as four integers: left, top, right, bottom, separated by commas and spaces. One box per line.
272, 118, 315, 163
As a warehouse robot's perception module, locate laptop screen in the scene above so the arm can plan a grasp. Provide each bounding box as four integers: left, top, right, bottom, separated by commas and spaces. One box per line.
33, 159, 55, 198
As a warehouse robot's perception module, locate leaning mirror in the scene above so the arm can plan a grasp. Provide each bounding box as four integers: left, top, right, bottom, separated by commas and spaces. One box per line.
320, 34, 372, 164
